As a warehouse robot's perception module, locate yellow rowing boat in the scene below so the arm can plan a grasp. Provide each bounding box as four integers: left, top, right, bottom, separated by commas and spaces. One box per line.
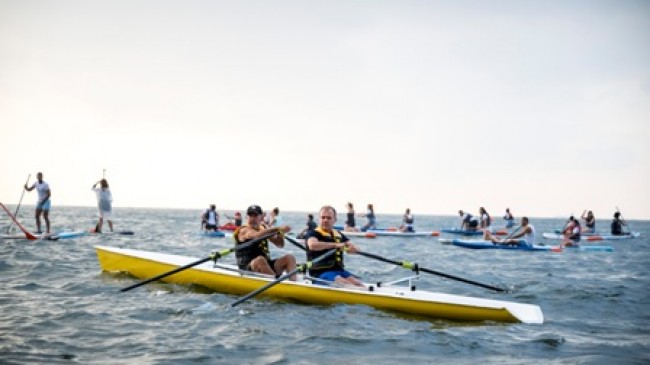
96, 245, 544, 324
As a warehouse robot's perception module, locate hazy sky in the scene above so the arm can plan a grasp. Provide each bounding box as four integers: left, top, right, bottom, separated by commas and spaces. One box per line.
1, 1, 649, 219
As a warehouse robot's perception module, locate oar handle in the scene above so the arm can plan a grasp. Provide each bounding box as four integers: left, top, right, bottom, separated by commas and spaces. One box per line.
231, 248, 337, 307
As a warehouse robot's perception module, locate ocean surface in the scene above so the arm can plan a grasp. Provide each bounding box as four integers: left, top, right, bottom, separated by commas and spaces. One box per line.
1, 206, 649, 364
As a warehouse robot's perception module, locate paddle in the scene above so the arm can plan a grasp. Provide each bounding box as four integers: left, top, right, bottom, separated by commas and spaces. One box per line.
6, 174, 31, 234
0, 202, 37, 240
230, 248, 337, 307
120, 231, 277, 292
283, 235, 506, 293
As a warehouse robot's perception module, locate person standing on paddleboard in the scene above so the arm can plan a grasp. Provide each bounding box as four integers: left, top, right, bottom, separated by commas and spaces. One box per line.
503, 208, 515, 228
92, 179, 114, 233
344, 202, 358, 232
24, 172, 51, 234
201, 204, 219, 232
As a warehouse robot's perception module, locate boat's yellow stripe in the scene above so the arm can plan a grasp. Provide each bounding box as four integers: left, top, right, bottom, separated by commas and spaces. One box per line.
96, 247, 519, 323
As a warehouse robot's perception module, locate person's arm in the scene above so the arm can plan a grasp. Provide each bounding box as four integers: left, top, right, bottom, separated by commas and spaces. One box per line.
512, 226, 530, 239
41, 188, 51, 204
268, 225, 290, 246
24, 182, 34, 192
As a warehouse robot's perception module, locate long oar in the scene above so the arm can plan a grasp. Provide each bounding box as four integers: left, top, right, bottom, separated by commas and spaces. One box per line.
120, 231, 277, 292
231, 248, 337, 307
0, 202, 37, 240
6, 174, 31, 234
283, 235, 505, 292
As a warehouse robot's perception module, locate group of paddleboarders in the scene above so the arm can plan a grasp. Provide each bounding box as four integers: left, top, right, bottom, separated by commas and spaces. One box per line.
232, 204, 364, 287
342, 203, 414, 233
18, 171, 116, 235
200, 205, 281, 232
458, 207, 494, 230
559, 210, 629, 245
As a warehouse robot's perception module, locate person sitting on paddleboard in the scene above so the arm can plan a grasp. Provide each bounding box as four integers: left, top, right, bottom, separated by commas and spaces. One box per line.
562, 216, 581, 245
305, 206, 364, 287
479, 207, 492, 229
234, 205, 297, 280
359, 203, 376, 232
459, 210, 478, 230
202, 204, 220, 232
400, 208, 414, 232
581, 210, 596, 233
483, 216, 535, 247
503, 208, 515, 228
611, 212, 627, 236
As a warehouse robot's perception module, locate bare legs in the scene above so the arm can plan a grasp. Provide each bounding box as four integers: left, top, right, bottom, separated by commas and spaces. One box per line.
35, 208, 50, 233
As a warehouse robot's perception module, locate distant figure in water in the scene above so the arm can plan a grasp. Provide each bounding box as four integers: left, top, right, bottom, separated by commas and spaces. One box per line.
562, 216, 581, 246
400, 208, 414, 232
581, 210, 596, 233
92, 179, 113, 233
298, 213, 317, 239
359, 203, 376, 232
479, 207, 492, 229
459, 210, 478, 230
268, 207, 283, 227
503, 208, 515, 228
611, 212, 627, 236
24, 172, 51, 234
201, 204, 219, 232
344, 202, 358, 232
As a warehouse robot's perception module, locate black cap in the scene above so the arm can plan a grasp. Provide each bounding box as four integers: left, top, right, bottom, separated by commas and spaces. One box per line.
247, 205, 263, 215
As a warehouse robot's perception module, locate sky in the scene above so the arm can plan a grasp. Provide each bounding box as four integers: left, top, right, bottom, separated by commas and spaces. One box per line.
1, 0, 649, 220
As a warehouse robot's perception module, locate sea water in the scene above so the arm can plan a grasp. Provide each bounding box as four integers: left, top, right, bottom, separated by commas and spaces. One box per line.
1, 206, 649, 364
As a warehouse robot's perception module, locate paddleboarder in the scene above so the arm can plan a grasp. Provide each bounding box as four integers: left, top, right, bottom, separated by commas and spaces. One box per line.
611, 212, 627, 236
201, 204, 219, 232
92, 179, 114, 233
359, 203, 376, 232
24, 172, 51, 234
581, 210, 596, 233
400, 208, 414, 232
483, 216, 535, 247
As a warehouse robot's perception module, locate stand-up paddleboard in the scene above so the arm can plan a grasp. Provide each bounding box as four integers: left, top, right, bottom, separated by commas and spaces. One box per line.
440, 238, 613, 252
542, 232, 640, 241
440, 228, 508, 236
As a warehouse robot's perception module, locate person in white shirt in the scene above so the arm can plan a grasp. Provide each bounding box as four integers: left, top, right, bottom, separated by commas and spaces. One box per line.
92, 179, 114, 233
24, 172, 51, 234
484, 216, 535, 247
